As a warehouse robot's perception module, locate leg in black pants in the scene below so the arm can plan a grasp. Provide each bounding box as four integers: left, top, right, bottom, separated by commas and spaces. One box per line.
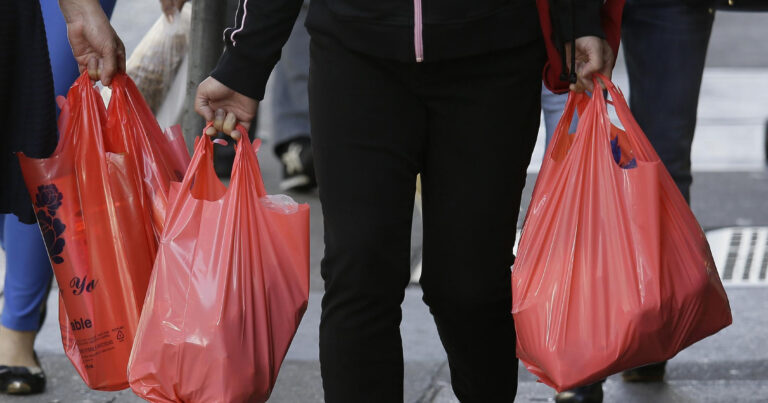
310, 34, 544, 402
418, 45, 543, 402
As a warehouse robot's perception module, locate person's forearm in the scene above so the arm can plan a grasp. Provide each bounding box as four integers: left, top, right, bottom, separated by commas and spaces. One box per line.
58, 0, 103, 23
211, 0, 304, 101
59, 0, 124, 85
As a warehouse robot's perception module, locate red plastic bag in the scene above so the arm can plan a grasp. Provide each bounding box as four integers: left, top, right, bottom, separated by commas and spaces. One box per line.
128, 126, 310, 403
161, 124, 192, 180
107, 73, 190, 236
511, 75, 732, 391
17, 73, 157, 390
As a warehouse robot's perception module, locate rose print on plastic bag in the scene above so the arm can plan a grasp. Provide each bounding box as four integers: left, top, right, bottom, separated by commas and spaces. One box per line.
34, 184, 67, 264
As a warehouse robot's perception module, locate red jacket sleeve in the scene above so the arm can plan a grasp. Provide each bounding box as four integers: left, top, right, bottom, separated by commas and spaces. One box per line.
538, 0, 625, 94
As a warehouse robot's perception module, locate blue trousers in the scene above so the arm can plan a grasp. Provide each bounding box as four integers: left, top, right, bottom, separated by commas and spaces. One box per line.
0, 215, 53, 331
542, 85, 571, 145
0, 0, 116, 332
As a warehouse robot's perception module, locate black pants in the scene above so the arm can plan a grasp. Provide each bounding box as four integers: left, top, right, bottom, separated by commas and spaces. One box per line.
309, 34, 545, 403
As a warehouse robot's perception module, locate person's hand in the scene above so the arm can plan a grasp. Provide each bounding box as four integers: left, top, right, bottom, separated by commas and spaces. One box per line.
564, 36, 615, 93
59, 0, 125, 86
159, 0, 187, 22
195, 77, 259, 140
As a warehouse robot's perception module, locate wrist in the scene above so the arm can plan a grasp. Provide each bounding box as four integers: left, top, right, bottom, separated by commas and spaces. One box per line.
59, 0, 102, 23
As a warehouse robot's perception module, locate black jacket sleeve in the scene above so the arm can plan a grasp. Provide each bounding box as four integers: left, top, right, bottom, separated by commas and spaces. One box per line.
210, 0, 304, 100
551, 0, 605, 41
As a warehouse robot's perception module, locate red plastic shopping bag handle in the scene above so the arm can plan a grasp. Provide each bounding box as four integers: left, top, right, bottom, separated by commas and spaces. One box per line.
590, 73, 664, 163
202, 122, 262, 149
165, 123, 268, 222
201, 122, 267, 194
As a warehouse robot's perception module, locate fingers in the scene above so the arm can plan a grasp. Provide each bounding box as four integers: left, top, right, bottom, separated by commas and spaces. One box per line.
213, 109, 226, 132
206, 110, 241, 140
100, 31, 126, 86
100, 48, 116, 86
580, 51, 602, 93
194, 91, 215, 125
205, 126, 241, 140
230, 121, 249, 141
194, 76, 259, 140
87, 57, 99, 81
569, 36, 610, 93
570, 64, 591, 93
222, 111, 237, 134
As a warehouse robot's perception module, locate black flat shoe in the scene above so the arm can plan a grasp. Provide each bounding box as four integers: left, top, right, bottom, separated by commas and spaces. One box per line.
0, 355, 46, 395
622, 361, 667, 383
555, 382, 604, 403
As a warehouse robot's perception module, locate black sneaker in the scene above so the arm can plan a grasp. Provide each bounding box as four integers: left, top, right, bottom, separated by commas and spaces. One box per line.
555, 381, 604, 403
276, 138, 316, 192
622, 361, 667, 383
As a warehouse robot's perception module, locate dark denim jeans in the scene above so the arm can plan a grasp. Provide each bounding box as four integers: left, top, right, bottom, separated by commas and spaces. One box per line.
622, 0, 715, 202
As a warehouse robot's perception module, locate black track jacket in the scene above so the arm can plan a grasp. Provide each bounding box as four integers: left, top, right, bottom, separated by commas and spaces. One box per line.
211, 0, 604, 100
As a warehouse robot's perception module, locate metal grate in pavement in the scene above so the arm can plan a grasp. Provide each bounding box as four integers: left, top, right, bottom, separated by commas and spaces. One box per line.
707, 226, 768, 286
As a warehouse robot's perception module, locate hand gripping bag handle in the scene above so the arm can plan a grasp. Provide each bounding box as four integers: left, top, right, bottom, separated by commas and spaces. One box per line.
567, 75, 643, 170
106, 73, 174, 235
129, 122, 309, 402
168, 124, 265, 210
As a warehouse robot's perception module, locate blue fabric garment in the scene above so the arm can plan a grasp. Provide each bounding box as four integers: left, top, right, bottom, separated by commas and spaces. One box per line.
610, 136, 638, 169
0, 0, 118, 332
541, 85, 577, 147
1, 214, 52, 331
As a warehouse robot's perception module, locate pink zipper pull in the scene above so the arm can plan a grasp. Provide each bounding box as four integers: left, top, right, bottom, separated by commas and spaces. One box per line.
414, 0, 424, 62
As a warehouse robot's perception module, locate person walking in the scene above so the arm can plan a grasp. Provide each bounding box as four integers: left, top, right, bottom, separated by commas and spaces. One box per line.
195, 0, 613, 401
554, 1, 716, 402
0, 0, 123, 394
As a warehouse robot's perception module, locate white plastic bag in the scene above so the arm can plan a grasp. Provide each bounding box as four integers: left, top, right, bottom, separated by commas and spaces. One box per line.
126, 5, 190, 113
260, 194, 300, 214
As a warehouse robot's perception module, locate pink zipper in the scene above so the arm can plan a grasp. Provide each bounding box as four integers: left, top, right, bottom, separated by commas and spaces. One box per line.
413, 0, 424, 62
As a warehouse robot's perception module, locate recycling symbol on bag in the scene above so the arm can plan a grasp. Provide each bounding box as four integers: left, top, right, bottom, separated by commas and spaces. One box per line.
116, 330, 125, 342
